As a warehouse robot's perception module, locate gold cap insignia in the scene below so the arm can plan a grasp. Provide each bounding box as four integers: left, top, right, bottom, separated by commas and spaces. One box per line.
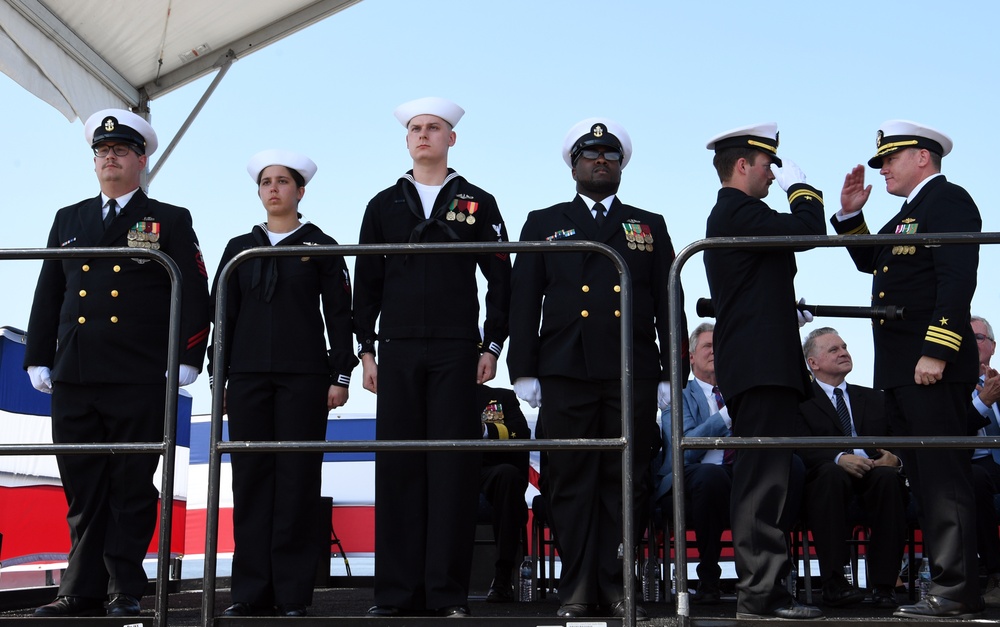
592, 124, 605, 138
876, 129, 884, 148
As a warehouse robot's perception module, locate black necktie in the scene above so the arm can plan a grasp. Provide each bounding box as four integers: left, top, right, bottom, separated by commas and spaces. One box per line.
594, 202, 606, 227
104, 199, 117, 231
833, 388, 853, 438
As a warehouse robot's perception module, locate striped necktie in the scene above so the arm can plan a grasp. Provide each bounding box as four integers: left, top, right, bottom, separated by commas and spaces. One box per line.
833, 387, 853, 439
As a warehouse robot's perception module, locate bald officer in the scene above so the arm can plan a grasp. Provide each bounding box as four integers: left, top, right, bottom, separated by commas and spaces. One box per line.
24, 109, 211, 617
704, 123, 824, 620
508, 118, 687, 620
835, 120, 983, 619
354, 97, 511, 618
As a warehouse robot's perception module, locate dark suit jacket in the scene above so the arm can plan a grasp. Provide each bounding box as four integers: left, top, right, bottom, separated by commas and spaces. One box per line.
507, 195, 687, 382
25, 190, 211, 382
704, 184, 825, 400
831, 175, 980, 389
796, 380, 890, 472
477, 385, 531, 479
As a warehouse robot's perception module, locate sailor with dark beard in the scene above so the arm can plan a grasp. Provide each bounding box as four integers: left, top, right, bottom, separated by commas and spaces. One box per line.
507, 117, 688, 620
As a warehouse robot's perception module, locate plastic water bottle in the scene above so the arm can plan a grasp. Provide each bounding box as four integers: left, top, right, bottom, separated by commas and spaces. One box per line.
518, 556, 534, 602
641, 555, 661, 602
918, 557, 931, 600
786, 561, 798, 599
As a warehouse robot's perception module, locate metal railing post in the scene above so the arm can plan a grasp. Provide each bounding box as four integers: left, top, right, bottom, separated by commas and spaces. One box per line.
0, 246, 182, 627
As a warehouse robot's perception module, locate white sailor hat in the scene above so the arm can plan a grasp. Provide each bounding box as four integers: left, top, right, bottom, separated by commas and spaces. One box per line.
706, 122, 781, 167
868, 120, 953, 168
562, 117, 633, 168
246, 149, 318, 185
84, 108, 158, 156
393, 96, 465, 128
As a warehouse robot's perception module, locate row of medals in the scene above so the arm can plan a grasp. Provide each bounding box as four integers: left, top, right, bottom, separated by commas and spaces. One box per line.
625, 225, 653, 252
127, 229, 161, 250
446, 210, 476, 224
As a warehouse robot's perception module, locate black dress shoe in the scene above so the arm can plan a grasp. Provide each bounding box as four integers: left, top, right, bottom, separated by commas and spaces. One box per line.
107, 594, 141, 616
437, 604, 470, 617
894, 594, 985, 619
608, 599, 649, 621
223, 602, 274, 617
738, 599, 823, 620
692, 581, 721, 605
34, 596, 106, 617
278, 604, 307, 617
871, 585, 898, 609
822, 580, 867, 607
556, 603, 590, 618
486, 583, 514, 603
367, 605, 401, 617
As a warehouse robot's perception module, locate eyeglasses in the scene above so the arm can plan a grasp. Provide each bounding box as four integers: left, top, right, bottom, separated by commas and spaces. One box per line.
93, 144, 137, 158
578, 149, 622, 162
976, 333, 995, 343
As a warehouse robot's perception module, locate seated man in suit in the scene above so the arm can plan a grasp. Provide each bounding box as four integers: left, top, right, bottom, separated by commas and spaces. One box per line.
476, 384, 531, 602
656, 323, 731, 604
798, 327, 907, 609
969, 315, 1000, 605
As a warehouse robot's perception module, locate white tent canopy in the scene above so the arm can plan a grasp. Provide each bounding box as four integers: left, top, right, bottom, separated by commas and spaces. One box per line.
0, 0, 361, 121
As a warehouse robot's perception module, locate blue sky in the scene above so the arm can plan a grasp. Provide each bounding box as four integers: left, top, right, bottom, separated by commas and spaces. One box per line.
3, 0, 999, 416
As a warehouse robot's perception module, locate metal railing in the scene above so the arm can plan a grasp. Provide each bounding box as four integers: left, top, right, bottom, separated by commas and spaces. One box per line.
667, 231, 1000, 625
201, 240, 645, 626
0, 247, 184, 627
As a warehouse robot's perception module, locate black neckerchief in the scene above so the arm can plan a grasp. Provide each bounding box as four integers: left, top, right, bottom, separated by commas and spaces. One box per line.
249, 223, 319, 302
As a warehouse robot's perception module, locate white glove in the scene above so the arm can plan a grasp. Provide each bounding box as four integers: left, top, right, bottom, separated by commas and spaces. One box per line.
769, 159, 807, 192
657, 381, 671, 410
27, 366, 53, 394
796, 297, 814, 328
166, 365, 200, 387
513, 377, 542, 409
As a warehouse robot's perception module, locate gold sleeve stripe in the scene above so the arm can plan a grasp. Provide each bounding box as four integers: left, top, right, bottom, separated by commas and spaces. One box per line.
495, 424, 510, 440
788, 189, 824, 205
929, 325, 963, 342
926, 329, 962, 351
842, 224, 870, 236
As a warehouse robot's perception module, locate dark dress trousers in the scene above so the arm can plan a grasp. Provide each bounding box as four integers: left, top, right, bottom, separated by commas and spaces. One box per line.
704, 183, 825, 614
24, 190, 210, 599
354, 171, 511, 611
209, 223, 357, 608
831, 175, 981, 605
797, 381, 907, 588
507, 194, 686, 606
477, 385, 530, 572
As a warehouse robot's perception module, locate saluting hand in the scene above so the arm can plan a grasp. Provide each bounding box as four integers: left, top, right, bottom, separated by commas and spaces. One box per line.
839, 165, 872, 217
